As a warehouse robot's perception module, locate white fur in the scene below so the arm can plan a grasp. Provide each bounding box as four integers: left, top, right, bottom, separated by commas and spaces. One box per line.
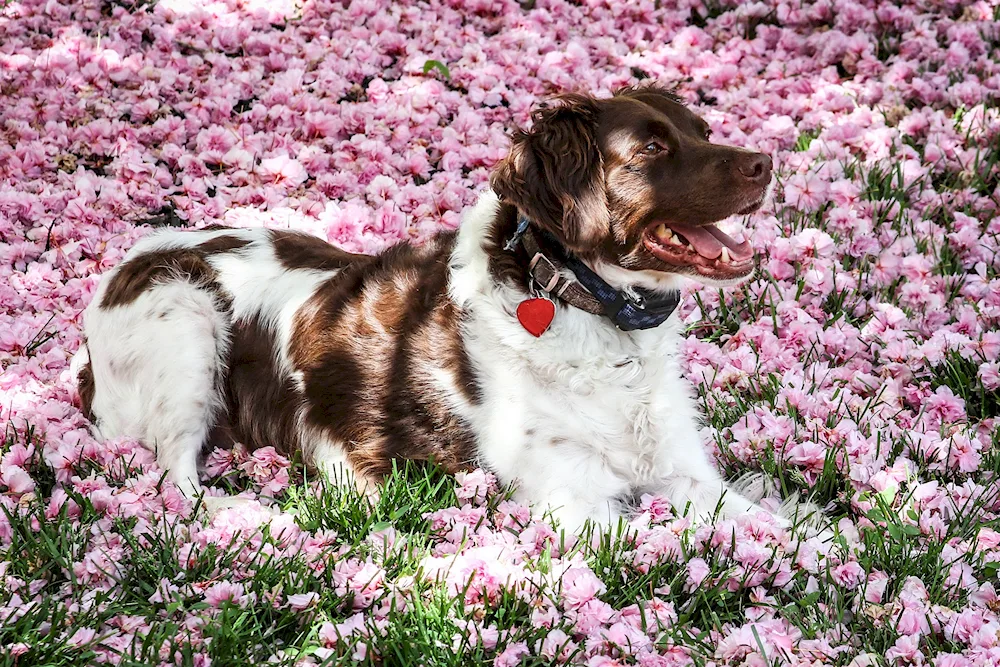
83, 278, 229, 496
78, 229, 340, 498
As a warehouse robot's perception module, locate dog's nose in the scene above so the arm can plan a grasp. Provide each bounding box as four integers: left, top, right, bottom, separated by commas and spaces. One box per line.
736, 153, 772, 185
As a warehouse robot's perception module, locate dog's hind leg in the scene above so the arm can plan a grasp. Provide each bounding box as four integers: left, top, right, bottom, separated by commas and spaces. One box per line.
81, 280, 230, 500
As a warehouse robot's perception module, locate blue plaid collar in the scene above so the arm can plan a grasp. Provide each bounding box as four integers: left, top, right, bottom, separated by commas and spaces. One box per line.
512, 217, 681, 332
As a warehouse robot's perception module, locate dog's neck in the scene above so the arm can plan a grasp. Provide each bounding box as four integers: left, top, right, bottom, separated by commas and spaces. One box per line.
485, 202, 559, 294
485, 202, 681, 332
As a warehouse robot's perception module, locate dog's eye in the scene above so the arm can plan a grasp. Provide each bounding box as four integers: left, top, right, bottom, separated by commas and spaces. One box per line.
703, 128, 713, 140
642, 142, 665, 155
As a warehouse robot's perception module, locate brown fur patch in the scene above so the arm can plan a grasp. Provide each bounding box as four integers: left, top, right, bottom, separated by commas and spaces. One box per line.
77, 358, 96, 421
289, 235, 478, 479
100, 249, 218, 309
198, 235, 252, 255
377, 238, 478, 473
225, 317, 304, 454
437, 302, 482, 405
485, 202, 532, 291
289, 259, 383, 470
270, 230, 364, 272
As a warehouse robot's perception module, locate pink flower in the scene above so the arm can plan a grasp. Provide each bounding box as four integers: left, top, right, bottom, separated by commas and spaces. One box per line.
969, 582, 998, 609
924, 386, 966, 425
559, 566, 606, 610
203, 447, 238, 477
831, 561, 865, 589
203, 581, 248, 608
367, 525, 398, 556
783, 173, 829, 211
67, 627, 96, 647
638, 494, 674, 523
717, 619, 801, 660
494, 642, 530, 667
979, 362, 1000, 390
944, 435, 982, 473
885, 635, 923, 664
2, 442, 34, 468
149, 578, 180, 605
685, 558, 710, 590
455, 469, 497, 505
258, 155, 308, 189
944, 560, 976, 590
0, 464, 34, 496
286, 592, 319, 611
573, 599, 616, 634
238, 447, 291, 495
539, 629, 577, 662
865, 571, 890, 603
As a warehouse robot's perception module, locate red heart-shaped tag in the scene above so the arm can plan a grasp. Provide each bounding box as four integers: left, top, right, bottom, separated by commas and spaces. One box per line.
516, 298, 555, 337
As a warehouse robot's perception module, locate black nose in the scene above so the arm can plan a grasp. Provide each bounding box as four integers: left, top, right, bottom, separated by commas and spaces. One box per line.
737, 153, 772, 184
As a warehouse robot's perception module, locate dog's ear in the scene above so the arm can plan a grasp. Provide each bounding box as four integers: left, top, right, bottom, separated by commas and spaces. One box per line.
490, 96, 608, 252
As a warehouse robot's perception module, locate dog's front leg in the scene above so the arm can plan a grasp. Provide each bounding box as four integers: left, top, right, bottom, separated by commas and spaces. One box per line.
655, 440, 786, 526
655, 449, 836, 541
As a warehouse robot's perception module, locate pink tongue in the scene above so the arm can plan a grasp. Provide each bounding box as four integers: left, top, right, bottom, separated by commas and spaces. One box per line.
667, 223, 753, 261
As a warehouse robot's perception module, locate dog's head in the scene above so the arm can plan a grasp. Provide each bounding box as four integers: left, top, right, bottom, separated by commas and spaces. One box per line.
490, 85, 772, 288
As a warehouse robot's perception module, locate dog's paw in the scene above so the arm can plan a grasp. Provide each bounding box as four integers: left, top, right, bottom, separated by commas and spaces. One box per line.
729, 471, 777, 503
776, 494, 833, 535
731, 473, 834, 540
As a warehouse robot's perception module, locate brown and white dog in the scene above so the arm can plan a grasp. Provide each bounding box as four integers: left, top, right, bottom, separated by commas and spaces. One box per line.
73, 85, 781, 531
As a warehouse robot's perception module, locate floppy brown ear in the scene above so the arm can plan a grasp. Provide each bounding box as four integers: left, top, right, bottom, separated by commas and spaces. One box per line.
490, 96, 609, 252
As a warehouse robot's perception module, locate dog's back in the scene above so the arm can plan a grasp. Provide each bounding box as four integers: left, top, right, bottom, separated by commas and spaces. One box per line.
75, 226, 479, 497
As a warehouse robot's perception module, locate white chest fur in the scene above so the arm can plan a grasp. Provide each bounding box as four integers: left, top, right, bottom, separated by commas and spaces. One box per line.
450, 193, 716, 530
468, 311, 707, 527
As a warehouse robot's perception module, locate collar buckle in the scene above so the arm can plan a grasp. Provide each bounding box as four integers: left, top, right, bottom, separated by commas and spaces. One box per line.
623, 288, 646, 310
504, 214, 532, 252
527, 252, 562, 294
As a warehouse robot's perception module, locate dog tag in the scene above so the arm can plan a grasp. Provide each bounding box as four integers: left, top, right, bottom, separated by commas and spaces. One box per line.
516, 298, 555, 337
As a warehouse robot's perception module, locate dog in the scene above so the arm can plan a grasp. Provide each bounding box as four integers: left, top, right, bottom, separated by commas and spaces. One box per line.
72, 85, 785, 532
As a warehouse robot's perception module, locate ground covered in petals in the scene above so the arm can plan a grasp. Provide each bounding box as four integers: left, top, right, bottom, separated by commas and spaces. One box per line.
2, 0, 1000, 665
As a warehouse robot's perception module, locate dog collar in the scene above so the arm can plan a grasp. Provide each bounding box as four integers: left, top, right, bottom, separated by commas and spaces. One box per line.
510, 216, 681, 332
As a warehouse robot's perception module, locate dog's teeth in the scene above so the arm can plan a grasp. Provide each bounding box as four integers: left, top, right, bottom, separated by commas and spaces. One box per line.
655, 225, 677, 243
720, 247, 731, 263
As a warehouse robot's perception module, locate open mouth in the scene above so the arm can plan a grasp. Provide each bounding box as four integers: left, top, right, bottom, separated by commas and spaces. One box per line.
642, 219, 755, 280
